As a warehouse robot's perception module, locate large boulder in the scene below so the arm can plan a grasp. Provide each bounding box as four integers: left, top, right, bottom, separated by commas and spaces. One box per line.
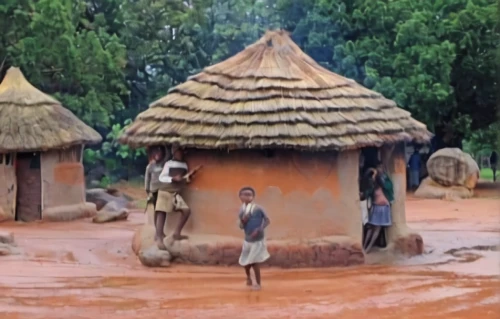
415, 177, 473, 200
427, 148, 479, 189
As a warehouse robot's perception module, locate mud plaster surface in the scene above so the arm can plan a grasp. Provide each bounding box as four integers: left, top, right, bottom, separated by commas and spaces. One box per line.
42, 151, 86, 209
134, 225, 364, 267
169, 149, 361, 241
135, 226, 421, 268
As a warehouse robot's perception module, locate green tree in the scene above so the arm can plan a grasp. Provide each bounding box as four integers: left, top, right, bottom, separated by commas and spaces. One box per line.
1, 0, 128, 128
1, 0, 497, 176
276, 0, 498, 145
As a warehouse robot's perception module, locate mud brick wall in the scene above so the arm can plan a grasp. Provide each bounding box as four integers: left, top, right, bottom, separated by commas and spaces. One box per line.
42, 150, 85, 209
166, 149, 362, 244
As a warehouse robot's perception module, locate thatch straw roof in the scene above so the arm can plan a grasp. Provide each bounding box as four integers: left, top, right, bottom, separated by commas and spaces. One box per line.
0, 67, 102, 152
120, 30, 431, 151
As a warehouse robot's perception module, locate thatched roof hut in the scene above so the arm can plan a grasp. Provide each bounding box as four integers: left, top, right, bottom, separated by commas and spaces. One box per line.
0, 67, 100, 223
0, 67, 102, 152
120, 30, 430, 150
123, 31, 427, 268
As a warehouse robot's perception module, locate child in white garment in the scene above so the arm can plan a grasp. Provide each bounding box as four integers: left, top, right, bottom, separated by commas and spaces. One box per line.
238, 186, 271, 291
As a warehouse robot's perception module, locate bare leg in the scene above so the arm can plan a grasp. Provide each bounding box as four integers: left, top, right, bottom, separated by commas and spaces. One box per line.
363, 227, 373, 250
173, 209, 191, 240
365, 226, 382, 253
252, 263, 261, 290
155, 211, 167, 249
244, 265, 252, 286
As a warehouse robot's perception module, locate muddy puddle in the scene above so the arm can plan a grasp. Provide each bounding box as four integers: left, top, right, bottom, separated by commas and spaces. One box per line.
0, 187, 499, 319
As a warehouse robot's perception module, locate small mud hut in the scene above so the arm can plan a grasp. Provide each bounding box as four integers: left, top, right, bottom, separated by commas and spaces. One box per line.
0, 67, 102, 222
122, 31, 430, 267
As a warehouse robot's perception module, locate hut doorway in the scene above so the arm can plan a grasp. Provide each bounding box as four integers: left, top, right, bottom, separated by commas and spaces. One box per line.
16, 152, 42, 222
359, 147, 387, 251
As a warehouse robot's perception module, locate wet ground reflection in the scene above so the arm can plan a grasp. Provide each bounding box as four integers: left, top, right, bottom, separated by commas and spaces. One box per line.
0, 190, 499, 318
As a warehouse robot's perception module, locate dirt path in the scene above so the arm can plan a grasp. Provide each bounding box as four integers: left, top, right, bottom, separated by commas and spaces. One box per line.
0, 186, 499, 319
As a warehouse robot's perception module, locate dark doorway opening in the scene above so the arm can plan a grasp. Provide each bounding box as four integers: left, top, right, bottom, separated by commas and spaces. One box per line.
16, 152, 42, 222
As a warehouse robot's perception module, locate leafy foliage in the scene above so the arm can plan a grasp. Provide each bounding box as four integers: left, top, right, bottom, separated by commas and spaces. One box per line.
0, 0, 497, 181
1, 0, 128, 127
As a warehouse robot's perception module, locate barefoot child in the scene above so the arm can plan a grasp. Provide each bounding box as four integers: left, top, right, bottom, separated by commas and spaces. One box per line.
144, 146, 167, 211
238, 187, 270, 291
154, 144, 200, 249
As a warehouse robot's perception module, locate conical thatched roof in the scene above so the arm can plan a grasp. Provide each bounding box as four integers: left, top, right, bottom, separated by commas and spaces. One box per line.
120, 30, 430, 150
0, 67, 102, 152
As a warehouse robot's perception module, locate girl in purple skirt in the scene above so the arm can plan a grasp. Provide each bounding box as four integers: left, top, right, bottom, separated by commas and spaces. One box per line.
363, 170, 392, 253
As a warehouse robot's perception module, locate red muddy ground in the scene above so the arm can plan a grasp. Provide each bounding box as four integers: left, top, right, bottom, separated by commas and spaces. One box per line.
0, 182, 499, 319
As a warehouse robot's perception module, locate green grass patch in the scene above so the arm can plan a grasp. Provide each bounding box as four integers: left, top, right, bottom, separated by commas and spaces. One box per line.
480, 168, 495, 181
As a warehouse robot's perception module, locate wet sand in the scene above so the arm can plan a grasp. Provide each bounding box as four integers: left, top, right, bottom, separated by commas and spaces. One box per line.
1, 186, 499, 318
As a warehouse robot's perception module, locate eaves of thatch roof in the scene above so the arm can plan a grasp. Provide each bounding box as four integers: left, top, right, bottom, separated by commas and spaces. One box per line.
120, 30, 431, 151
0, 67, 102, 152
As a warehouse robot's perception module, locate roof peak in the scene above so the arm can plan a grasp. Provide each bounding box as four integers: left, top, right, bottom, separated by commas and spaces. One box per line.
0, 67, 60, 106
0, 67, 102, 151
257, 30, 293, 50
202, 29, 352, 84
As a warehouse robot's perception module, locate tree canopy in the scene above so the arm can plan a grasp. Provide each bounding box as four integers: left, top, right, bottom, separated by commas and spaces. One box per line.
0, 0, 497, 178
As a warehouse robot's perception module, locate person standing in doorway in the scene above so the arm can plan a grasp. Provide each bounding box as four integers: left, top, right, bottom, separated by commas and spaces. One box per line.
363, 173, 392, 253
490, 151, 498, 182
408, 148, 421, 191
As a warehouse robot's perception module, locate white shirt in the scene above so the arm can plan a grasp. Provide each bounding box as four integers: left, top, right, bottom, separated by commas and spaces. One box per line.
159, 160, 188, 183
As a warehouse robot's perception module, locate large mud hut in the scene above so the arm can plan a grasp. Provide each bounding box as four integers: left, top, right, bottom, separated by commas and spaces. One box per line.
0, 67, 102, 223
121, 30, 430, 267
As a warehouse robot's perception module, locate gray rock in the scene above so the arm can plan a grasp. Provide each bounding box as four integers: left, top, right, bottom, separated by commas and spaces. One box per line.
138, 246, 172, 267
92, 208, 129, 223
0, 231, 14, 245
86, 188, 131, 211
0, 243, 20, 256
